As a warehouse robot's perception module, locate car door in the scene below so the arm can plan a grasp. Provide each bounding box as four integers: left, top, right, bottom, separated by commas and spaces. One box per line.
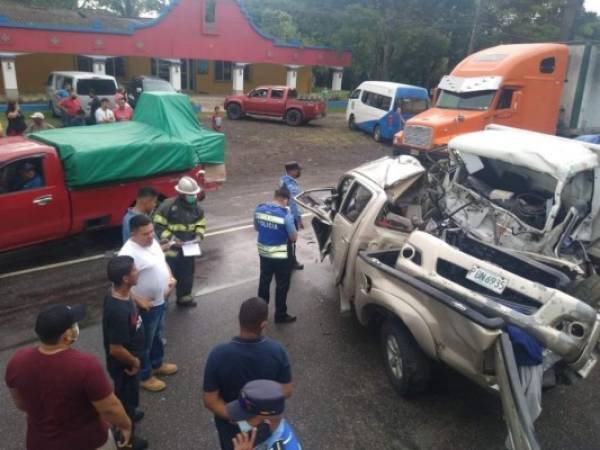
295, 175, 356, 260
495, 333, 541, 450
267, 88, 286, 116
0, 155, 70, 250
331, 180, 374, 284
346, 88, 361, 122
245, 88, 270, 114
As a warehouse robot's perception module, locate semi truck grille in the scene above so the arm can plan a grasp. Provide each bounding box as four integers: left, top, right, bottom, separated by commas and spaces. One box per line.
403, 125, 433, 149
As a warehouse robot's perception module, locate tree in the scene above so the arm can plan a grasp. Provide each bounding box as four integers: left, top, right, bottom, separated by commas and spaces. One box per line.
80, 0, 169, 17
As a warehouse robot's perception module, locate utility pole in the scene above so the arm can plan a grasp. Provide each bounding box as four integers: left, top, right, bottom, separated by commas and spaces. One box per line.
467, 0, 486, 55
560, 0, 584, 41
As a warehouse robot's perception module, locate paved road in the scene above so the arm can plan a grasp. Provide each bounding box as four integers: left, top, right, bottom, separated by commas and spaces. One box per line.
2, 227, 600, 450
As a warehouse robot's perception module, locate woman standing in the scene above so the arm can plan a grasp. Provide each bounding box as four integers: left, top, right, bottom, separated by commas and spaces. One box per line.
6, 101, 27, 136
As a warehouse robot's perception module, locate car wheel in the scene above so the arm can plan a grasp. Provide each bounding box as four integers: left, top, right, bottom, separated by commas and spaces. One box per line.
373, 125, 382, 142
285, 109, 303, 126
227, 103, 242, 120
348, 114, 357, 130
380, 319, 430, 396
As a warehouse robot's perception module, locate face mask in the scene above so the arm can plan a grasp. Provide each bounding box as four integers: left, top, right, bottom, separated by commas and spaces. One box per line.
71, 323, 80, 343
237, 421, 272, 444
185, 195, 197, 205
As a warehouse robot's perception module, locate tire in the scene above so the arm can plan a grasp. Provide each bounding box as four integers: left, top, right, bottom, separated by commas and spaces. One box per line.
380, 318, 431, 396
285, 109, 303, 127
373, 124, 382, 142
567, 273, 600, 310
348, 114, 357, 130
226, 103, 243, 120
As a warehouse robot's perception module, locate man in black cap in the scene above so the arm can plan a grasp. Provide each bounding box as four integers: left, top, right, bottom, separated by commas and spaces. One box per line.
5, 304, 132, 450
280, 161, 304, 271
203, 297, 293, 450
228, 380, 301, 450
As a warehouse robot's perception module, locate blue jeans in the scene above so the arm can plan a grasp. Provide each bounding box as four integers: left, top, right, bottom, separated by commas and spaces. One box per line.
139, 303, 165, 381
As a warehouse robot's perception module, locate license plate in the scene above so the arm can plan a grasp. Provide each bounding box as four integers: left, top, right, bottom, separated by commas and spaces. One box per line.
410, 149, 420, 156
466, 266, 507, 294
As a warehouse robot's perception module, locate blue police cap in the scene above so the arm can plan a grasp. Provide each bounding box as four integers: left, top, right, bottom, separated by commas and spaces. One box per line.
226, 380, 285, 421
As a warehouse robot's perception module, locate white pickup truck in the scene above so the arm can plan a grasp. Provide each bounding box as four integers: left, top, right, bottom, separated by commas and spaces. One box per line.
296, 126, 600, 450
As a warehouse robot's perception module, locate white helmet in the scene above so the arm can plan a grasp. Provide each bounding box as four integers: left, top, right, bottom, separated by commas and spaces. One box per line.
175, 176, 201, 195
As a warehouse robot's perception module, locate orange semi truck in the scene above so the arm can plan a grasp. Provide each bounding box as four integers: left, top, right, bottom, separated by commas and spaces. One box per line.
395, 43, 600, 155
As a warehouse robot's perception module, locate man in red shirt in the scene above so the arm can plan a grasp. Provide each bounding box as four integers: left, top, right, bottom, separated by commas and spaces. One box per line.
113, 97, 134, 122
58, 89, 82, 126
5, 304, 132, 450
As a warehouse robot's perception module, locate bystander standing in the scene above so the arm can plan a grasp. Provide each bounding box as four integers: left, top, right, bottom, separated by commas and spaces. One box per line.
59, 90, 82, 126
114, 97, 134, 122
88, 89, 101, 125
4, 304, 132, 450
96, 98, 116, 124
212, 106, 224, 132
25, 112, 54, 134
6, 100, 27, 136
280, 161, 304, 270
103, 256, 149, 450
122, 186, 159, 243
203, 297, 293, 450
119, 214, 178, 392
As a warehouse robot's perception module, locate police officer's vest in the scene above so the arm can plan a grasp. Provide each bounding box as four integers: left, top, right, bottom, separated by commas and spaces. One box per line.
255, 203, 290, 259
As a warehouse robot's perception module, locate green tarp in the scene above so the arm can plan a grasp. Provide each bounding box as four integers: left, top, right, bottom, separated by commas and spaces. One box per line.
29, 92, 225, 188
134, 92, 225, 164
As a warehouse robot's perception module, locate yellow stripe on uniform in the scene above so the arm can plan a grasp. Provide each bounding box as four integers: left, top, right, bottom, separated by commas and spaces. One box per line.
153, 214, 168, 225
255, 213, 285, 225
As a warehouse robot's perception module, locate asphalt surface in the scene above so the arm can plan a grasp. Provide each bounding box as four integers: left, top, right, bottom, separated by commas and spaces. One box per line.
2, 114, 600, 449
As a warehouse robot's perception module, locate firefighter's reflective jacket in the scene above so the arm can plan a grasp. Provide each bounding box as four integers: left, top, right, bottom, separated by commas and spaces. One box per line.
153, 196, 206, 256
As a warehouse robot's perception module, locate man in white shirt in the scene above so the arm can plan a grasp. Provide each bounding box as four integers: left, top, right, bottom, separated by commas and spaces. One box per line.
95, 98, 116, 124
119, 215, 177, 392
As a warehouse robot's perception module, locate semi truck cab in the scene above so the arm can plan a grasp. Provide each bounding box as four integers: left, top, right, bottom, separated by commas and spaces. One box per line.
395, 43, 569, 154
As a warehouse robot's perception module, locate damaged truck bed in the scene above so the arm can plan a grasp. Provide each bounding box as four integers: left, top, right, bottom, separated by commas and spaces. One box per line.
296, 129, 600, 449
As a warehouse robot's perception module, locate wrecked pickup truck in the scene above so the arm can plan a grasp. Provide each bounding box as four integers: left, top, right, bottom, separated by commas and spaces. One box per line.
295, 132, 600, 449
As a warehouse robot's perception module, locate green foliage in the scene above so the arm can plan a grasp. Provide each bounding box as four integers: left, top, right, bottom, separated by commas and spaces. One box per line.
242, 0, 599, 89
80, 0, 169, 17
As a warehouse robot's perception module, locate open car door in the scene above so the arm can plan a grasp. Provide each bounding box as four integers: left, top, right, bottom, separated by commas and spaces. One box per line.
295, 188, 336, 260
495, 333, 541, 450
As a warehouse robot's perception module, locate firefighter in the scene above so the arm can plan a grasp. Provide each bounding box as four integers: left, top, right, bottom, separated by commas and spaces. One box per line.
255, 188, 297, 323
153, 176, 206, 307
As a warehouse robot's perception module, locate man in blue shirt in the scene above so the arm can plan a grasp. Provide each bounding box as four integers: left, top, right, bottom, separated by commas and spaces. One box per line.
228, 379, 302, 450
280, 162, 304, 270
16, 163, 43, 190
203, 297, 293, 450
122, 187, 158, 243
254, 189, 298, 323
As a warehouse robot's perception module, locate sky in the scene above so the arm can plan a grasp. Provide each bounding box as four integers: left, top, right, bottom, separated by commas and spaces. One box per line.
585, 0, 600, 14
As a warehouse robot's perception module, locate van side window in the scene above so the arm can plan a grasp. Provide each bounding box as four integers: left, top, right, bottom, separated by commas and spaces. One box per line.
349, 89, 361, 99
363, 91, 392, 111
540, 57, 555, 74
496, 89, 514, 109
341, 183, 372, 223
0, 157, 45, 195
361, 91, 371, 104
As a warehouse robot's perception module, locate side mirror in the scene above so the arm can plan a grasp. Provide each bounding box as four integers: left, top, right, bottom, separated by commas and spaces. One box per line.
512, 91, 522, 111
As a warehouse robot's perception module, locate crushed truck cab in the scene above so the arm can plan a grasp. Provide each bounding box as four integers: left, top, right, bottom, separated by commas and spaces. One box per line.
296, 140, 600, 449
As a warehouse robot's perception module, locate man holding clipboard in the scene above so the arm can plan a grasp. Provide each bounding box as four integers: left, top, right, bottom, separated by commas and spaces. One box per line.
154, 176, 207, 308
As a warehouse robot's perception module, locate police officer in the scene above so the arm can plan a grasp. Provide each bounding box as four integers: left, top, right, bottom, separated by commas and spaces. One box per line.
255, 189, 297, 323
280, 161, 304, 271
153, 176, 206, 307
227, 380, 302, 450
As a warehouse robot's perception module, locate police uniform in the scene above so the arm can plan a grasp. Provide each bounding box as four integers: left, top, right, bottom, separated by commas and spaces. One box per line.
225, 380, 302, 450
255, 202, 296, 322
154, 195, 206, 306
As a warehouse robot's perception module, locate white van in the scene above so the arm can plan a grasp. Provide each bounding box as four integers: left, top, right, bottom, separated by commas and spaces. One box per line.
46, 71, 118, 117
346, 81, 429, 142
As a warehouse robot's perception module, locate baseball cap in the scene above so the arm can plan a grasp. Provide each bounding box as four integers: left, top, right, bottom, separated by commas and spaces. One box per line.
35, 304, 86, 342
284, 161, 301, 172
226, 380, 286, 421
30, 112, 45, 120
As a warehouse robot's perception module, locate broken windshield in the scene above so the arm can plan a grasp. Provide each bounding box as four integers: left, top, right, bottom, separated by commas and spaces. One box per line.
436, 89, 496, 111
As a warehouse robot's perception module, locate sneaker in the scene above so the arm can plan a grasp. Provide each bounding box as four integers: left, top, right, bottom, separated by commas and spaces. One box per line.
131, 435, 149, 450
153, 362, 178, 376
140, 376, 165, 392
176, 295, 197, 307
133, 409, 144, 423
275, 314, 297, 324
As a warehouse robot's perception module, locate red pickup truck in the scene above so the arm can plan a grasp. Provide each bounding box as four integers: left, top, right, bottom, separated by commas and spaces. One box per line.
224, 86, 326, 126
0, 137, 209, 253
